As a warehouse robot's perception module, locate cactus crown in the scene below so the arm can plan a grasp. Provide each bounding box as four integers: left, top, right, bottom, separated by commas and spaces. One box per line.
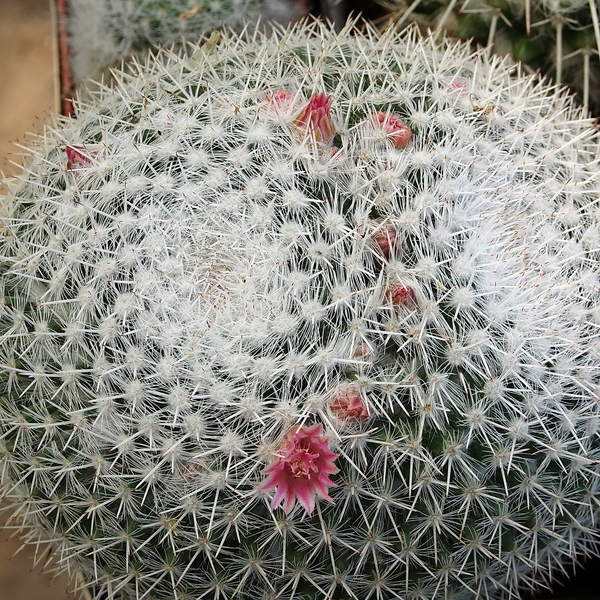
2, 19, 600, 600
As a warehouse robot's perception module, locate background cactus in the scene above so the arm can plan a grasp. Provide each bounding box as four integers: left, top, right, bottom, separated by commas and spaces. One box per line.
2, 19, 600, 600
374, 0, 600, 115
68, 0, 307, 88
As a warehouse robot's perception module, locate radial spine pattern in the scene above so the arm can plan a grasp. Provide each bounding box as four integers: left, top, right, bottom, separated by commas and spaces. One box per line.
379, 0, 600, 114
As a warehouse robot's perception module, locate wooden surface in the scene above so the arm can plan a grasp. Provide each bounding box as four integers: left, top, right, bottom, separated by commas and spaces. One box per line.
0, 1, 73, 598
0, 0, 58, 177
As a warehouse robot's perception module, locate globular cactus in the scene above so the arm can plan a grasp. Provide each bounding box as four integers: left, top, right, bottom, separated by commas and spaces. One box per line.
2, 19, 600, 600
68, 0, 307, 87
377, 0, 600, 114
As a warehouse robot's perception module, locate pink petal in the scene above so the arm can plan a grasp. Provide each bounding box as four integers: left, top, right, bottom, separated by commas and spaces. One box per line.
371, 222, 398, 258
312, 478, 334, 500
372, 111, 411, 150
66, 145, 94, 170
295, 94, 335, 144
387, 284, 418, 310
265, 89, 295, 113
259, 470, 282, 492
271, 483, 287, 510
301, 423, 324, 438
295, 483, 316, 515
283, 486, 296, 514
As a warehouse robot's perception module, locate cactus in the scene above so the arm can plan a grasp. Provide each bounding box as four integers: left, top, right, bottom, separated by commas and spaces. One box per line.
68, 0, 307, 87
376, 0, 600, 115
2, 19, 600, 600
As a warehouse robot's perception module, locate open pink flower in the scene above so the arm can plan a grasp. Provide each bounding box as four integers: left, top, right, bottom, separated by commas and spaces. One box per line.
260, 423, 338, 515
66, 145, 94, 170
372, 111, 411, 150
294, 93, 335, 144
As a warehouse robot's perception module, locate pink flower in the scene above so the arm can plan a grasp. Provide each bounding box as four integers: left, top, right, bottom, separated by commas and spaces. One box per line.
371, 221, 398, 258
294, 93, 335, 144
330, 385, 369, 421
66, 145, 94, 170
387, 283, 418, 310
260, 423, 339, 515
266, 89, 295, 112
372, 111, 411, 150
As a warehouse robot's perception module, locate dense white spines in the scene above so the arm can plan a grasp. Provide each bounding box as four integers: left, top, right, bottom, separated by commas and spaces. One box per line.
1, 19, 600, 600
381, 0, 600, 113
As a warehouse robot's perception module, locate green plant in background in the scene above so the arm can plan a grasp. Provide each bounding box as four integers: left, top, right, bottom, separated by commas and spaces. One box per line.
68, 0, 307, 87
2, 18, 600, 600
377, 0, 600, 114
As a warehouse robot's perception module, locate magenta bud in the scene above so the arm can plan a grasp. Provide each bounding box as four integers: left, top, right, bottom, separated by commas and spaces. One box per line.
372, 222, 398, 258
373, 111, 411, 150
330, 385, 369, 420
295, 93, 335, 144
387, 284, 418, 310
265, 89, 295, 113
66, 145, 94, 170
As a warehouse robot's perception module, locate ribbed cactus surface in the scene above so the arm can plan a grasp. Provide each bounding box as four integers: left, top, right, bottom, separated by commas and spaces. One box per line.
2, 20, 600, 600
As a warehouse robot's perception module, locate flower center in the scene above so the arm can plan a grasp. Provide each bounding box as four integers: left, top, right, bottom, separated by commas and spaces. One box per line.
287, 448, 319, 478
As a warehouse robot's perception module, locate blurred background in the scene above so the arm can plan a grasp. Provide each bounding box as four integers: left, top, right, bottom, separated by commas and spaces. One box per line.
0, 0, 599, 599
0, 0, 58, 177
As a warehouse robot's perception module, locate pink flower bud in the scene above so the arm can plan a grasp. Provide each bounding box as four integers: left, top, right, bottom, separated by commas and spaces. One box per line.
373, 111, 411, 150
295, 93, 335, 144
265, 89, 295, 113
387, 284, 418, 310
353, 342, 377, 361
259, 423, 338, 515
330, 385, 369, 421
446, 79, 469, 98
179, 461, 205, 482
371, 222, 398, 258
66, 145, 94, 170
